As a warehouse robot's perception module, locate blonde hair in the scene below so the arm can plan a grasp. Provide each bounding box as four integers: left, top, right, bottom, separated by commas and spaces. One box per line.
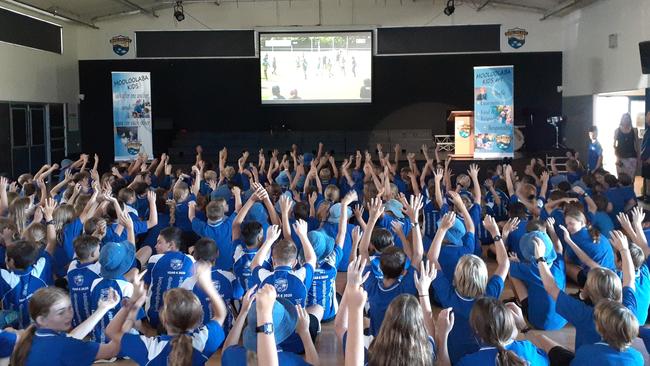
53, 204, 76, 243
470, 297, 527, 366
584, 267, 622, 304
162, 288, 204, 366
173, 182, 190, 202
324, 185, 340, 203
594, 299, 638, 351
223, 166, 236, 180
453, 255, 488, 299
24, 222, 46, 244
9, 197, 31, 235
203, 170, 217, 181
368, 294, 434, 366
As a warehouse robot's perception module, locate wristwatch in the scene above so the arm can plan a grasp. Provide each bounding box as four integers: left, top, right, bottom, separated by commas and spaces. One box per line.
256, 323, 274, 335
411, 222, 419, 228
535, 256, 547, 263
493, 235, 502, 242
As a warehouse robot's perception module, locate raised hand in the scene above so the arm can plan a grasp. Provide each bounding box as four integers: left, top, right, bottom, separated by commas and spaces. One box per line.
390, 220, 405, 236
609, 230, 630, 252
351, 226, 362, 246
482, 215, 500, 237
414, 260, 437, 295
265, 224, 282, 243
292, 219, 308, 237
558, 225, 572, 243
295, 305, 311, 334
346, 257, 369, 288
439, 212, 456, 231
240, 285, 257, 315
147, 190, 156, 204
341, 191, 358, 206
42, 197, 57, 221
533, 237, 546, 259
97, 287, 120, 311
367, 197, 384, 221
352, 204, 365, 219
447, 190, 464, 207
434, 308, 454, 338
468, 163, 479, 179
404, 194, 424, 222
256, 284, 277, 317
502, 217, 520, 237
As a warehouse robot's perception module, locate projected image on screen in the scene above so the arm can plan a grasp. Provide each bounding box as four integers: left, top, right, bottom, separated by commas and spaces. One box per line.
260, 32, 372, 104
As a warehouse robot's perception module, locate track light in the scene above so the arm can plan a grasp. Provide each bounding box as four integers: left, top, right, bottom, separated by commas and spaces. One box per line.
444, 0, 455, 16
173, 1, 185, 21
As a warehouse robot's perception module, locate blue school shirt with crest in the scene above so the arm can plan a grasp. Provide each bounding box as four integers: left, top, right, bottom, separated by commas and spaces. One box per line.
67, 260, 101, 328
624, 263, 650, 324
571, 342, 643, 366
191, 215, 236, 270
364, 265, 417, 337
232, 243, 259, 292
588, 141, 603, 171
0, 258, 48, 328
507, 219, 528, 261
510, 257, 568, 330
432, 271, 505, 364
221, 345, 311, 366
90, 277, 136, 343
119, 320, 224, 366
486, 189, 509, 222
180, 267, 242, 330
253, 264, 314, 306
308, 246, 343, 321
144, 251, 195, 326
456, 340, 549, 366
37, 248, 54, 285
565, 228, 615, 270
25, 328, 100, 366
423, 199, 444, 241
556, 286, 637, 349
173, 195, 196, 232
438, 232, 476, 281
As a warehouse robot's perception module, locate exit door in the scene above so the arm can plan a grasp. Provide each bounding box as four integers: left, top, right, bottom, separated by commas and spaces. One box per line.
10, 104, 48, 177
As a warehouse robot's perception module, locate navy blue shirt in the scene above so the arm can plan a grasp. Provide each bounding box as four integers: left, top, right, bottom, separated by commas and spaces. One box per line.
191, 215, 236, 270
25, 328, 99, 366
364, 265, 417, 337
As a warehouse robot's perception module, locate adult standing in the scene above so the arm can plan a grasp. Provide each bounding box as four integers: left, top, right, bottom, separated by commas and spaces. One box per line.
640, 112, 650, 201
613, 113, 640, 179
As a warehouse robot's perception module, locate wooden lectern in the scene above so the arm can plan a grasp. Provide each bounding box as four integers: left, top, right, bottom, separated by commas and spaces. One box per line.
448, 111, 474, 158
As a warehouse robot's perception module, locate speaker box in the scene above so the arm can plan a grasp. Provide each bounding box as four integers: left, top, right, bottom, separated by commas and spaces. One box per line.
640, 41, 650, 74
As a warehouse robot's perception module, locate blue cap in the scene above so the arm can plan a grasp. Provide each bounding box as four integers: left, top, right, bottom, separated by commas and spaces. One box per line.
245, 202, 268, 224
243, 297, 297, 352
99, 241, 135, 279
383, 199, 404, 219
60, 159, 73, 170
275, 171, 291, 187
327, 203, 352, 223
437, 217, 466, 245
308, 230, 335, 262
519, 231, 556, 264
210, 184, 231, 201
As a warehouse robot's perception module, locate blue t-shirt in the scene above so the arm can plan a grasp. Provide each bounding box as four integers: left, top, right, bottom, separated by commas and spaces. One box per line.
90, 277, 137, 343
438, 232, 476, 281
456, 340, 549, 366
507, 219, 528, 261
565, 228, 615, 270
232, 243, 260, 292
485, 189, 509, 222
588, 141, 603, 171
173, 194, 196, 232
25, 328, 99, 366
221, 345, 310, 366
364, 265, 418, 337
144, 251, 195, 326
571, 342, 644, 366
180, 267, 242, 330
433, 271, 505, 364
253, 264, 314, 306
54, 217, 83, 278
308, 246, 343, 321
191, 215, 236, 270
587, 211, 614, 238
377, 215, 411, 249
628, 264, 650, 324
423, 200, 443, 240
143, 213, 171, 248
556, 286, 637, 349
119, 320, 225, 365
66, 260, 102, 328
319, 221, 357, 271
0, 258, 48, 328
509, 257, 568, 330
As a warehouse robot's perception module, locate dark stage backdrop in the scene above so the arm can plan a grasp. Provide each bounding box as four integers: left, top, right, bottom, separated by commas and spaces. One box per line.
79, 51, 562, 161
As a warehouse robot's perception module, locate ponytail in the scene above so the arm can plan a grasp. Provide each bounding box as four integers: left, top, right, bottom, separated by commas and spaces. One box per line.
588, 225, 601, 243
11, 324, 37, 366
168, 333, 193, 366
496, 345, 527, 366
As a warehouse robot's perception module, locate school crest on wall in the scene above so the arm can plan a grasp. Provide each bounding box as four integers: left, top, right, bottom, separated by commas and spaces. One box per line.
110, 35, 132, 56
504, 27, 528, 49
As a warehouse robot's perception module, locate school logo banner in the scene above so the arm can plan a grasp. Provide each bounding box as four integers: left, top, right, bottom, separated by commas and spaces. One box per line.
504, 27, 527, 49
112, 72, 153, 161
110, 35, 132, 56
473, 66, 514, 159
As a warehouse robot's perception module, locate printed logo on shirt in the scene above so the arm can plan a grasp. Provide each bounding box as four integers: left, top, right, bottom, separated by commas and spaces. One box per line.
274, 278, 288, 292
170, 259, 183, 271
73, 275, 84, 287
213, 280, 221, 292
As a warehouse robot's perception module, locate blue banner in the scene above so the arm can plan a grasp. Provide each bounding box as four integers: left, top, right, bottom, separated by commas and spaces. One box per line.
473, 66, 514, 158
111, 71, 153, 161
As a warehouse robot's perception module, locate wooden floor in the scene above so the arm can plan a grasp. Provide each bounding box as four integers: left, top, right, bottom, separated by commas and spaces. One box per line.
99, 256, 650, 365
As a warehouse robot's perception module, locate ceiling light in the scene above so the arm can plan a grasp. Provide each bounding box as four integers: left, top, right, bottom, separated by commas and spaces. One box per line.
444, 0, 455, 16
173, 1, 185, 21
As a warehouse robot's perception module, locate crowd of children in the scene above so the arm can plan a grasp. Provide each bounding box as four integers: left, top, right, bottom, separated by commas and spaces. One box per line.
0, 134, 649, 366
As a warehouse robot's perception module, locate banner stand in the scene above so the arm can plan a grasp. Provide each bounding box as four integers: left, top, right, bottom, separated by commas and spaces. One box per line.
112, 71, 153, 161
473, 65, 514, 159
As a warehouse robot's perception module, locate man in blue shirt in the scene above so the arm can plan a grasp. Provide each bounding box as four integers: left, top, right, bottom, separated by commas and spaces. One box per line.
144, 226, 195, 328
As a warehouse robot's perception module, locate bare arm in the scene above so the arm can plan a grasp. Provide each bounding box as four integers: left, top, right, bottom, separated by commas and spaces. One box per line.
358, 198, 383, 263
559, 225, 601, 270
250, 225, 281, 270
610, 230, 635, 290
483, 215, 509, 281
223, 287, 255, 349
426, 212, 454, 269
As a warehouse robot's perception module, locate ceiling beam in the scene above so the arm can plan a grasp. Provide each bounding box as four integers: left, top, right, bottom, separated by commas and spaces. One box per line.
476, 0, 490, 11
0, 0, 98, 28
540, 0, 580, 20
114, 0, 158, 17
488, 1, 547, 13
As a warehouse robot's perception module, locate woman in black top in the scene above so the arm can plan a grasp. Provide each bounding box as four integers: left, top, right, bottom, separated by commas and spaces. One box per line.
614, 113, 640, 179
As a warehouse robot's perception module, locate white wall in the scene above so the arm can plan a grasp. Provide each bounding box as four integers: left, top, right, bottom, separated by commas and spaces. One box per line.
0, 4, 79, 105
562, 0, 650, 96
76, 1, 565, 60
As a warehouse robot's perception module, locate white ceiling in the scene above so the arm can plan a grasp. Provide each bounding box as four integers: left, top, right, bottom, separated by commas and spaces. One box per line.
0, 0, 601, 27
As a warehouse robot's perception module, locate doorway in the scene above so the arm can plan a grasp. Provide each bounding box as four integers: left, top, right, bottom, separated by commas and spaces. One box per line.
10, 104, 48, 177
